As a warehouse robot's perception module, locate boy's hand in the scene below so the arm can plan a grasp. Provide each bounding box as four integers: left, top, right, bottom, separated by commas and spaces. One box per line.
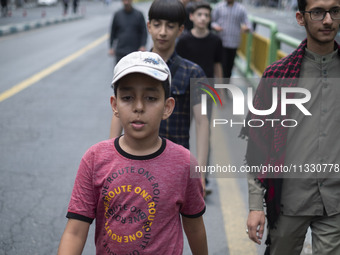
212, 24, 223, 32
108, 48, 115, 56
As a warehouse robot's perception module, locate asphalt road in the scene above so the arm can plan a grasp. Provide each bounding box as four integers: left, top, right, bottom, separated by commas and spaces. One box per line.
0, 1, 244, 254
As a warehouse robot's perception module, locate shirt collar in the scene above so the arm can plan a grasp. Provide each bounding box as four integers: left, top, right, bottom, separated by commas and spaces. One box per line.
166, 51, 178, 66
304, 48, 338, 64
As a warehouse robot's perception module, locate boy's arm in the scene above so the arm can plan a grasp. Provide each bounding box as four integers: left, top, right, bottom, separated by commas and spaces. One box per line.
211, 7, 222, 32
193, 103, 209, 195
182, 216, 208, 255
213, 62, 223, 79
58, 219, 90, 255
193, 104, 209, 167
214, 63, 228, 106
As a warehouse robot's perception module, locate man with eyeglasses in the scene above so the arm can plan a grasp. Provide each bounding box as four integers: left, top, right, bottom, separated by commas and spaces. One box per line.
242, 0, 340, 253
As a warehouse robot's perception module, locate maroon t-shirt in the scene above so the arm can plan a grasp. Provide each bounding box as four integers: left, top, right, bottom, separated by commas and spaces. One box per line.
67, 137, 205, 255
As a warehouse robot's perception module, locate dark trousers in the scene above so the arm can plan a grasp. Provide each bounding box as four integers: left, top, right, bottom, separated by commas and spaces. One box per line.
63, 0, 78, 14
222, 47, 237, 79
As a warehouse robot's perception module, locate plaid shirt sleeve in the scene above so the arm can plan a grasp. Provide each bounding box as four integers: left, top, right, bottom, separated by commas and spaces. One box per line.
159, 53, 206, 148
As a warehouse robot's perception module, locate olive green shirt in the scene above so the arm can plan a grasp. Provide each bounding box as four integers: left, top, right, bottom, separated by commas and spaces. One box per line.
248, 49, 340, 215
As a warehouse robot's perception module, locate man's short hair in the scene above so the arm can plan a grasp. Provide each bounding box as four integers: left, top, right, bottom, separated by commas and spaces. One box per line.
148, 0, 186, 26
297, 0, 307, 11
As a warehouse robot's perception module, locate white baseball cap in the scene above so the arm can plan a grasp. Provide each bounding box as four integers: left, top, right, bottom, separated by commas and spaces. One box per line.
111, 51, 171, 87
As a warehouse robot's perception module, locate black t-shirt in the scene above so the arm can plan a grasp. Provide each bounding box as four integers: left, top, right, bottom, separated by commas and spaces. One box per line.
176, 31, 222, 78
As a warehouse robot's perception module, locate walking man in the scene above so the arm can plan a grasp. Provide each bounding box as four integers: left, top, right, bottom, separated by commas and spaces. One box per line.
211, 0, 251, 79
108, 0, 147, 63
243, 0, 340, 253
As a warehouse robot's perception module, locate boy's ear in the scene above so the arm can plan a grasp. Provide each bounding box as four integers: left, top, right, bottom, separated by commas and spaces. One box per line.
189, 13, 194, 21
162, 97, 175, 120
110, 95, 119, 118
147, 21, 151, 33
177, 24, 185, 38
296, 11, 305, 26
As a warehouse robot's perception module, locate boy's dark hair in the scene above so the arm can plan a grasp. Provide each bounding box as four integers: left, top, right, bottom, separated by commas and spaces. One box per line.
192, 1, 211, 13
148, 0, 186, 26
114, 78, 171, 100
297, 0, 306, 11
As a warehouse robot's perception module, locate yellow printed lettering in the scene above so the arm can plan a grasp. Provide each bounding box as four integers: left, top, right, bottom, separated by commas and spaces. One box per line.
148, 202, 155, 208
134, 187, 141, 194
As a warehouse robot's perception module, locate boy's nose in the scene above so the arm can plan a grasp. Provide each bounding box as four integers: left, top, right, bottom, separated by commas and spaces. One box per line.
133, 100, 144, 113
159, 24, 167, 35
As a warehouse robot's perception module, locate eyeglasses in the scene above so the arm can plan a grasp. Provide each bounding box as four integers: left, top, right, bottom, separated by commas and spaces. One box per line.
302, 8, 340, 20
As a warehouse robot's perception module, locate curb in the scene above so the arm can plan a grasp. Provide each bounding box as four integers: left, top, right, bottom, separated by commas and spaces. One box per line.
0, 14, 84, 36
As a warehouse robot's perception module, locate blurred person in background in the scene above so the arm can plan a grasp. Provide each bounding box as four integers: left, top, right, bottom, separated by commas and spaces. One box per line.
181, 0, 198, 33
176, 1, 224, 196
108, 0, 147, 63
1, 0, 8, 17
211, 0, 251, 80
63, 0, 79, 15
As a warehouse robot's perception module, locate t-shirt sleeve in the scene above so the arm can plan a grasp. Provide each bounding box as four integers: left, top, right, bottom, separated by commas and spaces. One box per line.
66, 149, 97, 224
180, 154, 206, 218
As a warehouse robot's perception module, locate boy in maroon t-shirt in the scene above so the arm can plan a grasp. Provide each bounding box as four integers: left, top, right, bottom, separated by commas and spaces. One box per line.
58, 51, 208, 255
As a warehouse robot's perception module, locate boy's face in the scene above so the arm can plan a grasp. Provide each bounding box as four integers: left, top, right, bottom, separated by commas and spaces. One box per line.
111, 73, 174, 141
147, 19, 184, 53
190, 8, 211, 30
296, 0, 340, 45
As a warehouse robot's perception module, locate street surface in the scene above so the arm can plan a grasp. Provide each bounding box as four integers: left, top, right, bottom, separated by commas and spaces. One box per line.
0, 0, 330, 254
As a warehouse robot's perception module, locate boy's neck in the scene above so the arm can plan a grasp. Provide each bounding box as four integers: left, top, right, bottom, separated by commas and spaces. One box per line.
119, 135, 163, 156
191, 27, 209, 38
152, 45, 175, 63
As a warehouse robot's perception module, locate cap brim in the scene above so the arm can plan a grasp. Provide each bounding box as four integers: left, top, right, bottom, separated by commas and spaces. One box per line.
112, 65, 169, 86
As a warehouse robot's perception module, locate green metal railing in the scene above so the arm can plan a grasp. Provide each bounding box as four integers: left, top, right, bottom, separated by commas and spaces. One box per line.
235, 15, 301, 84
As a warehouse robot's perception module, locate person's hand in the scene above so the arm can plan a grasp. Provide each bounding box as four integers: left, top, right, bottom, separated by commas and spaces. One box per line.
241, 24, 250, 33
212, 24, 223, 32
108, 48, 115, 56
247, 210, 265, 245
